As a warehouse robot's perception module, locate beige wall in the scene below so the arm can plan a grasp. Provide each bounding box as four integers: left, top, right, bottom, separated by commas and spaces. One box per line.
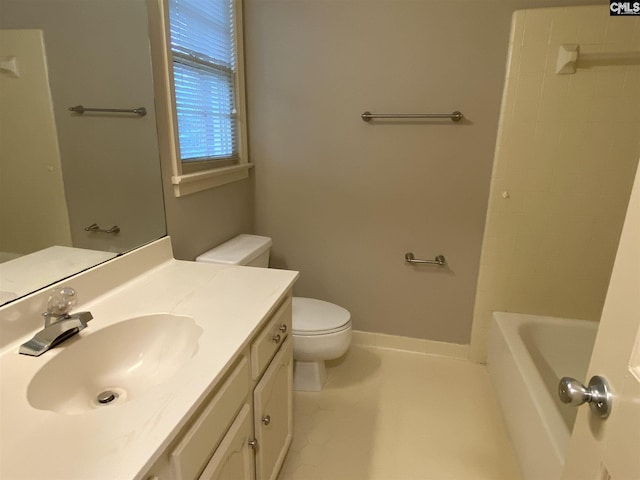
0, 30, 71, 255
163, 175, 255, 261
470, 6, 640, 362
244, 0, 603, 344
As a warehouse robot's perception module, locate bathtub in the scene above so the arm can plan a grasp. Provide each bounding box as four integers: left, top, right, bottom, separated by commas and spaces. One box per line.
487, 312, 598, 480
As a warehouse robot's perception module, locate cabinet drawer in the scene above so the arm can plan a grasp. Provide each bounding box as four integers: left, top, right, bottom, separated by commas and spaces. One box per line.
171, 356, 250, 480
251, 296, 292, 380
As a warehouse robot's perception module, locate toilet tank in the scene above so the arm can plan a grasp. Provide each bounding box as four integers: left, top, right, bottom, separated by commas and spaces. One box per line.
195, 234, 272, 267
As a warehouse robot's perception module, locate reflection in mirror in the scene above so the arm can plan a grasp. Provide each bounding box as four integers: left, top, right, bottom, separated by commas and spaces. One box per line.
0, 0, 166, 306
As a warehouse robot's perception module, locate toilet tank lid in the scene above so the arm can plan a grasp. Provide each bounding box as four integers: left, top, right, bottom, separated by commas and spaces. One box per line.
195, 234, 272, 265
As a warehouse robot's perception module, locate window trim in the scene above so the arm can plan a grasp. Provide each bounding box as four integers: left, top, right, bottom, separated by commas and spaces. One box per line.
148, 0, 251, 198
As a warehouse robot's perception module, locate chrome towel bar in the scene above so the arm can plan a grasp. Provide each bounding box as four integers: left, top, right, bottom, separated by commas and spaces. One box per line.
69, 105, 147, 116
361, 111, 463, 122
405, 252, 446, 266
84, 223, 120, 234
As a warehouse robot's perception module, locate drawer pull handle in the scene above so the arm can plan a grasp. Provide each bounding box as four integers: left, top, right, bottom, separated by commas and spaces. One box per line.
272, 334, 282, 344
279, 324, 288, 333
248, 439, 258, 449
262, 415, 271, 426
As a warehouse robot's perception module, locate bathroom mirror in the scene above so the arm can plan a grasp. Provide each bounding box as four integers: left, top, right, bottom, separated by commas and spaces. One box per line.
0, 0, 166, 306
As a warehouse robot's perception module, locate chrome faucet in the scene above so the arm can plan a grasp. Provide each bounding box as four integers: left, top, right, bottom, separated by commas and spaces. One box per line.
19, 287, 93, 356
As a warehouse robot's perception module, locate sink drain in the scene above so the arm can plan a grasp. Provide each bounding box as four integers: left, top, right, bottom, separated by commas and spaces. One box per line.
96, 390, 119, 405
91, 387, 127, 408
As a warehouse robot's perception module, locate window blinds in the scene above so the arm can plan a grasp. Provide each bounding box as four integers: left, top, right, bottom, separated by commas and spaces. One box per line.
169, 0, 238, 162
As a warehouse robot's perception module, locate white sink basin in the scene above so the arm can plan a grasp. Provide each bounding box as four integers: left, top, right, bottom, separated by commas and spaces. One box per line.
27, 314, 202, 414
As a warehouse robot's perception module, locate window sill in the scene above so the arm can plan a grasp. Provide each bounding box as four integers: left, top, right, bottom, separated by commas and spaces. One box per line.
171, 163, 253, 197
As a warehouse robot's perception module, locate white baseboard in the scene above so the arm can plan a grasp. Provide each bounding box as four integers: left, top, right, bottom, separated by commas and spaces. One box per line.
352, 330, 469, 360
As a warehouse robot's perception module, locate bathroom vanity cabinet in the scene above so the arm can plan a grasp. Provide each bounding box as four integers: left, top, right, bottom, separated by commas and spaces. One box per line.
0, 238, 299, 480
144, 295, 294, 480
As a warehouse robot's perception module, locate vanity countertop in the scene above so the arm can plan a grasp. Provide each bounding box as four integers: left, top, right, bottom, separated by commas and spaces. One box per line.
0, 246, 117, 305
0, 238, 299, 480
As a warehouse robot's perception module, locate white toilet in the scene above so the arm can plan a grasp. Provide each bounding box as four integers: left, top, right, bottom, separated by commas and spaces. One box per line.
195, 234, 352, 392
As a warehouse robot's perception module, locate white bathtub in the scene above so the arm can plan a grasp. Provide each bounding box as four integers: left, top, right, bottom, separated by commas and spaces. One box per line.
487, 312, 598, 480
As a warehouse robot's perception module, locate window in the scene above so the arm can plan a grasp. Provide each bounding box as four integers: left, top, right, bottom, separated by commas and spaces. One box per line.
170, 0, 237, 167
148, 0, 250, 196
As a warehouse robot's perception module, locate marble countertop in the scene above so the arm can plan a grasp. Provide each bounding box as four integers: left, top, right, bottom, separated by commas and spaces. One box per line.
0, 238, 298, 479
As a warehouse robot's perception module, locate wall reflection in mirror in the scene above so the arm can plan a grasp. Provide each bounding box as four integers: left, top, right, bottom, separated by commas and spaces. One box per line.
0, 0, 166, 306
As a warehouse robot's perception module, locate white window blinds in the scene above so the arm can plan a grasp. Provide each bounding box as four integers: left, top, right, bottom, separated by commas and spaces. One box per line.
169, 0, 238, 163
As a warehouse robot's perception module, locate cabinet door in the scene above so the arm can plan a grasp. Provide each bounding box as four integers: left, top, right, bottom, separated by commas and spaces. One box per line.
171, 357, 250, 480
253, 338, 293, 480
199, 404, 255, 480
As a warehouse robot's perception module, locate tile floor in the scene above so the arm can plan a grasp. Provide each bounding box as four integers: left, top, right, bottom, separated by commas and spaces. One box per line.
278, 345, 521, 480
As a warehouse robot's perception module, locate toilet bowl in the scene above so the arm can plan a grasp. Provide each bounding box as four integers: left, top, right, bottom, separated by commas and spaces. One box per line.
292, 297, 352, 391
195, 234, 352, 391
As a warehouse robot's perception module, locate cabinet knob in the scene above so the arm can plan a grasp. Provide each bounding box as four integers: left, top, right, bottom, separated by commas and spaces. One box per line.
272, 334, 281, 344
279, 324, 287, 333
262, 415, 271, 425
248, 439, 258, 449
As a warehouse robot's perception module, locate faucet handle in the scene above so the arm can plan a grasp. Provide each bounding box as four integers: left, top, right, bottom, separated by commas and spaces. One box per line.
46, 287, 77, 317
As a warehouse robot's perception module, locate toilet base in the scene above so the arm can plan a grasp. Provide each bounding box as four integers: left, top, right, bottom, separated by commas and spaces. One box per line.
293, 360, 326, 392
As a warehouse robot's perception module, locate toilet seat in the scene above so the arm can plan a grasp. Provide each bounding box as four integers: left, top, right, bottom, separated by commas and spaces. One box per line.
293, 322, 352, 336
292, 297, 351, 336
